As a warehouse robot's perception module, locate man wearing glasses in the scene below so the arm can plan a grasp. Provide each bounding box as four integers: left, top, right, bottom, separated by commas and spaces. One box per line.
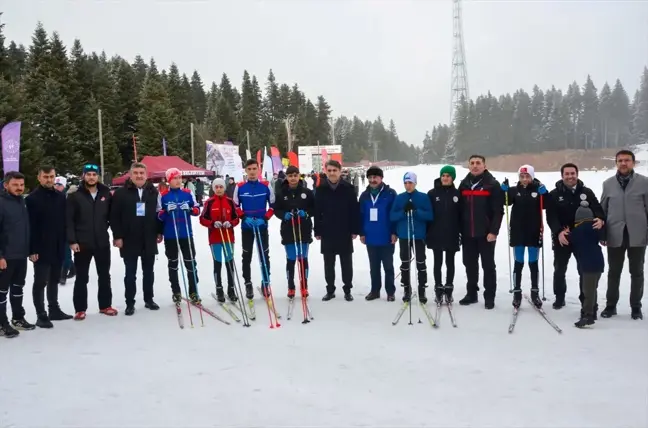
66, 164, 116, 320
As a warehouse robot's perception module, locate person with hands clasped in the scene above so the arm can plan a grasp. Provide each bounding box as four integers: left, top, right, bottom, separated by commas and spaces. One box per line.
273, 166, 315, 299
158, 168, 202, 304
501, 165, 547, 309
199, 178, 240, 303
390, 172, 433, 303
546, 163, 605, 310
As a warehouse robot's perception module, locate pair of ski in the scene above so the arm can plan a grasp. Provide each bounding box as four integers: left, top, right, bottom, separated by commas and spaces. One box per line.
509, 294, 562, 334
287, 296, 314, 323
392, 294, 433, 327
434, 298, 458, 328
175, 297, 231, 329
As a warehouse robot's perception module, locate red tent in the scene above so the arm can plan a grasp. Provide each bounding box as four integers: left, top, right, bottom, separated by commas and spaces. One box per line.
112, 156, 214, 185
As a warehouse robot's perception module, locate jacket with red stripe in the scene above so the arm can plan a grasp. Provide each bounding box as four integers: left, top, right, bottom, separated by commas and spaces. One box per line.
199, 194, 240, 244
458, 170, 504, 239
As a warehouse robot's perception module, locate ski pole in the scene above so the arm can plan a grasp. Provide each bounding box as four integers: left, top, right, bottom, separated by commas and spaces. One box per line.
296, 214, 313, 320
291, 215, 309, 323
183, 209, 204, 327
407, 210, 413, 326
504, 187, 513, 294
539, 194, 546, 301
171, 210, 194, 328
221, 227, 251, 326
253, 223, 280, 328
219, 227, 251, 327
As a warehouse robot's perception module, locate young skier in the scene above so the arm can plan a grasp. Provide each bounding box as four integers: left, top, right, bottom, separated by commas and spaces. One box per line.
199, 178, 240, 303
390, 172, 434, 303
426, 166, 462, 303
273, 166, 315, 299
570, 201, 605, 328
158, 168, 201, 304
501, 165, 547, 308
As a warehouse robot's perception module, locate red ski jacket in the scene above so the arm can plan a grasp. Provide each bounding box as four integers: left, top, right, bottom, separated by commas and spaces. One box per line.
199, 194, 240, 244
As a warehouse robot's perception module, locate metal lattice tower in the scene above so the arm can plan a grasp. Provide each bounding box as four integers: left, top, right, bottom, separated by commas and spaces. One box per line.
450, 0, 469, 123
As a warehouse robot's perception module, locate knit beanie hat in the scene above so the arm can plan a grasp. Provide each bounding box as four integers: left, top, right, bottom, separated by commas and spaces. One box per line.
165, 167, 182, 182
518, 164, 535, 180
574, 201, 594, 223
403, 171, 417, 184
366, 166, 384, 178
440, 165, 456, 181
212, 178, 226, 190
54, 176, 67, 187
82, 164, 100, 175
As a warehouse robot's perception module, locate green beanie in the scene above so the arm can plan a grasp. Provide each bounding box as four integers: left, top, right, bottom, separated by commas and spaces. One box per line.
440, 165, 456, 181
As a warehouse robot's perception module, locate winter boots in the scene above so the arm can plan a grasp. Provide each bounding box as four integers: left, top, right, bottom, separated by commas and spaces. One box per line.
215, 261, 238, 303
12, 318, 36, 330
600, 306, 617, 318
0, 321, 19, 338
49, 307, 73, 321
287, 258, 309, 299
418, 285, 428, 304
435, 284, 454, 304
402, 286, 412, 303
512, 261, 542, 308
631, 307, 643, 320
36, 313, 54, 329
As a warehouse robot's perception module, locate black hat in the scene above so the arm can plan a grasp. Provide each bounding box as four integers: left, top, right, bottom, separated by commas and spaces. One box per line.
366, 166, 383, 178
285, 166, 300, 175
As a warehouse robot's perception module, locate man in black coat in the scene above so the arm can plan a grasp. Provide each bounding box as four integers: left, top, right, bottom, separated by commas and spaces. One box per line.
314, 160, 361, 302
110, 162, 163, 316
66, 164, 116, 320
26, 166, 73, 328
546, 163, 605, 310
457, 155, 504, 309
0, 172, 36, 338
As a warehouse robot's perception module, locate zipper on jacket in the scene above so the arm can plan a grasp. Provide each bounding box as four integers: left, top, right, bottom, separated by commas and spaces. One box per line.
470, 194, 475, 237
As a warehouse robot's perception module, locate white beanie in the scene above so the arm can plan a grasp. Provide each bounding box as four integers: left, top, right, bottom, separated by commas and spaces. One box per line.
518, 164, 535, 180
212, 178, 226, 190
403, 171, 417, 184
54, 176, 67, 187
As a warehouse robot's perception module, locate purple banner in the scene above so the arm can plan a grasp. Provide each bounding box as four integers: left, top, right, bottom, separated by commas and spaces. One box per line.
1, 121, 21, 173
162, 137, 167, 156
271, 155, 283, 173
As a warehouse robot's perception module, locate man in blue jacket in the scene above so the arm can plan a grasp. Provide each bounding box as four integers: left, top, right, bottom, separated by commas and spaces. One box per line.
390, 172, 434, 303
359, 166, 397, 302
233, 159, 275, 299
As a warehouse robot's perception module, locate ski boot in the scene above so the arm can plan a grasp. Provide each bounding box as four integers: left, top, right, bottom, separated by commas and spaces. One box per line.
172, 293, 182, 304
575, 314, 595, 328
99, 307, 118, 316
73, 312, 86, 321
530, 288, 542, 308
0, 321, 19, 338
631, 307, 643, 320
216, 285, 226, 303
434, 285, 444, 304
512, 290, 522, 309
35, 313, 54, 329
288, 287, 296, 300
227, 286, 238, 303
444, 284, 454, 303
190, 292, 202, 305
600, 306, 617, 318
418, 285, 428, 304
245, 282, 254, 300
12, 318, 36, 331
402, 286, 412, 303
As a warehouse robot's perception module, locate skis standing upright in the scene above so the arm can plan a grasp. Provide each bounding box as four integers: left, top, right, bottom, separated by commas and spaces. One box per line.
252, 224, 281, 328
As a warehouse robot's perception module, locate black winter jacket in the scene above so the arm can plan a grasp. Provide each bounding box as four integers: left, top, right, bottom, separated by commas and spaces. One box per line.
426, 178, 462, 252
458, 170, 504, 239
314, 179, 361, 254
110, 180, 162, 258
25, 185, 67, 263
273, 180, 315, 245
546, 179, 605, 243
66, 183, 112, 251
0, 191, 30, 260
505, 179, 545, 248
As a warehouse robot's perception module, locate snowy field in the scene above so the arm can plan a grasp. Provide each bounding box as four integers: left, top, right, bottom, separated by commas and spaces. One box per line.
2, 163, 648, 428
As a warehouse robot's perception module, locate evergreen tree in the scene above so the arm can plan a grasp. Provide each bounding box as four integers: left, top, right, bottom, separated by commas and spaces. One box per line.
0, 13, 8, 80
633, 67, 648, 145
610, 79, 631, 147
598, 82, 613, 148
190, 70, 206, 123
580, 75, 599, 149
315, 96, 331, 145
6, 42, 27, 82
137, 74, 177, 157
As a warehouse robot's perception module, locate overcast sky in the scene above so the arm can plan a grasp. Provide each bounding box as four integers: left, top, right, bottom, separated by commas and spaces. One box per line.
2, 0, 647, 146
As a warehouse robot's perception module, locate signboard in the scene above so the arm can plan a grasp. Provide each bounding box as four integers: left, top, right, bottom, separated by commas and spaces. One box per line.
206, 141, 243, 181
297, 145, 342, 172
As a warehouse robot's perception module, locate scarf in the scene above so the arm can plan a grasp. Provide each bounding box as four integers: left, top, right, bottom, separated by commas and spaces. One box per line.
616, 171, 633, 191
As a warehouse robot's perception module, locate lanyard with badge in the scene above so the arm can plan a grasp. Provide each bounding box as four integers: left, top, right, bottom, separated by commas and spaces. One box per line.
136, 188, 146, 217
369, 187, 383, 222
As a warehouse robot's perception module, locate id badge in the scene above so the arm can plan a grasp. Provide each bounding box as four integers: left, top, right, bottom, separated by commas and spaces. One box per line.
136, 202, 146, 217
369, 208, 378, 222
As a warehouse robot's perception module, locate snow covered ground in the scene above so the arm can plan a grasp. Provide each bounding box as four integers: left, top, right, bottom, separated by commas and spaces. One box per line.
2, 165, 647, 428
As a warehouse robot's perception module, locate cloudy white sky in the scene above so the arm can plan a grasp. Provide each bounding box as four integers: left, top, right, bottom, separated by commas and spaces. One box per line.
2, 0, 647, 146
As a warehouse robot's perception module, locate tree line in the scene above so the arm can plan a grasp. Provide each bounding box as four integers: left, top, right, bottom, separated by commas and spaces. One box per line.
424, 67, 648, 163
0, 17, 418, 186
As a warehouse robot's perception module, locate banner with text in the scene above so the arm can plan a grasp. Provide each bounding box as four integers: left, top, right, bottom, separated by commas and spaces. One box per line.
206, 141, 243, 181
1, 121, 21, 173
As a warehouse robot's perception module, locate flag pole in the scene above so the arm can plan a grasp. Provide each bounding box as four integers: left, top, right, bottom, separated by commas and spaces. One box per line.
190, 123, 195, 165
98, 109, 104, 182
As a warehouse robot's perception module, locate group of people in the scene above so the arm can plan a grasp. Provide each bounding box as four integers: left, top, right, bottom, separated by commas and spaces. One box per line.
0, 150, 645, 338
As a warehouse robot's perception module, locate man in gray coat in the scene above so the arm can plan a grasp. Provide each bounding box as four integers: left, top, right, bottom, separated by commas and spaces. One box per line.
600, 149, 648, 320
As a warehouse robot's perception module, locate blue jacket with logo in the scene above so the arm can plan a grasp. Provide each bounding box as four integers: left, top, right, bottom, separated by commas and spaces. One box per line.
359, 184, 397, 246
233, 179, 275, 229
158, 188, 200, 239
390, 189, 434, 240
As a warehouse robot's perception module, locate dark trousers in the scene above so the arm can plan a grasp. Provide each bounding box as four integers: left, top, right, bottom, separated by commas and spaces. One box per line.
432, 249, 456, 286
399, 239, 427, 287
552, 243, 584, 301
582, 273, 601, 317
367, 245, 395, 296
606, 230, 645, 309
73, 247, 112, 312
323, 252, 353, 293
123, 254, 155, 306
286, 258, 309, 290
462, 237, 497, 300
241, 227, 270, 284
32, 258, 63, 315
164, 238, 198, 296
0, 259, 27, 323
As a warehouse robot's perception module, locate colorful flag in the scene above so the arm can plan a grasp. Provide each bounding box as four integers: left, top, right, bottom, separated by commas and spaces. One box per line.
162, 137, 167, 156
1, 121, 21, 173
